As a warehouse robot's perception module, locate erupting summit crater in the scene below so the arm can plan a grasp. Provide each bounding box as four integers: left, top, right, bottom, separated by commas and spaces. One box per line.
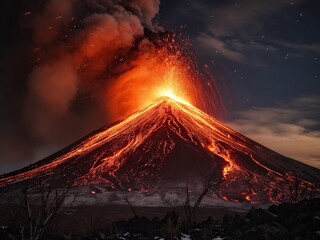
1, 97, 320, 203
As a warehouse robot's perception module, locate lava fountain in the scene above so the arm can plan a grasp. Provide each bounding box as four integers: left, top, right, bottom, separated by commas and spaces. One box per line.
1, 32, 320, 205
1, 96, 320, 203
105, 33, 226, 121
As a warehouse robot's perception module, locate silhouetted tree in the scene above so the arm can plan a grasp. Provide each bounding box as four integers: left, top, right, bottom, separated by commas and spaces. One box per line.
11, 177, 75, 240
125, 196, 138, 217
184, 176, 225, 229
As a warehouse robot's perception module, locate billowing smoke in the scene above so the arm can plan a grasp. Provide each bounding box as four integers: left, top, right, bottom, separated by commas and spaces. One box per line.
0, 0, 161, 173
25, 0, 155, 139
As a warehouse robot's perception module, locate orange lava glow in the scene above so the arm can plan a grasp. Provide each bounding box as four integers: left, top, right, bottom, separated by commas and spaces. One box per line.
208, 142, 236, 178
245, 195, 251, 202
1, 35, 318, 204
1, 97, 319, 204
105, 36, 224, 121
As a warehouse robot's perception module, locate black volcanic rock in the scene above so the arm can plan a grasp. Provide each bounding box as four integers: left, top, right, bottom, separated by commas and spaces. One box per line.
0, 98, 320, 203
219, 199, 320, 240
268, 198, 320, 238
1, 198, 320, 239
239, 222, 291, 240
247, 208, 277, 225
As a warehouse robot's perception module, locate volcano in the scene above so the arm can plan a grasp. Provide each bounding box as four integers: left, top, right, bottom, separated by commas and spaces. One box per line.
1, 97, 320, 203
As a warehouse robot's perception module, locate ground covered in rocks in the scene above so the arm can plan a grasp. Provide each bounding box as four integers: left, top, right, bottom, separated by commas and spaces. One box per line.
0, 198, 319, 239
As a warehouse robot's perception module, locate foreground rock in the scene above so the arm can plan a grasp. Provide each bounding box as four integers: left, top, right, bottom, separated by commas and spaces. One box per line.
222, 198, 320, 240
0, 198, 319, 239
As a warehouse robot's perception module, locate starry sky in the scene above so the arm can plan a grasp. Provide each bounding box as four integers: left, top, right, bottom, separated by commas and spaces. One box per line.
158, 0, 320, 168
0, 0, 319, 174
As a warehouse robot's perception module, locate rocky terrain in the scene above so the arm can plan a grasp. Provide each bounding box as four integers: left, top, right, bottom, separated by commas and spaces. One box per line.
1, 98, 320, 204
1, 198, 319, 239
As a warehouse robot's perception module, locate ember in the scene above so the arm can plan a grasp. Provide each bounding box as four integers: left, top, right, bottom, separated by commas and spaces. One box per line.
1, 98, 319, 203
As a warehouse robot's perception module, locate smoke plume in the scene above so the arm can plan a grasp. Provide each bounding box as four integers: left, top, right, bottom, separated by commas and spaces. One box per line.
0, 0, 161, 173
25, 0, 153, 137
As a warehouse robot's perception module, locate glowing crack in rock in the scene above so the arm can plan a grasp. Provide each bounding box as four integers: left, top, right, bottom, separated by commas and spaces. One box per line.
0, 98, 320, 203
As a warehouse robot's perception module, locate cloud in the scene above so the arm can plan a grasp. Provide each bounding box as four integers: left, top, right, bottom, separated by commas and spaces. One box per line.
0, 0, 161, 174
132, 0, 160, 29
294, 95, 320, 108
269, 40, 320, 58
194, 0, 309, 65
228, 96, 320, 169
197, 33, 244, 62
24, 0, 147, 142
197, 33, 278, 65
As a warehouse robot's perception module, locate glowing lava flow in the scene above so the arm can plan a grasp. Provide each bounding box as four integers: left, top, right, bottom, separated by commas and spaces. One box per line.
208, 143, 235, 178
1, 98, 320, 203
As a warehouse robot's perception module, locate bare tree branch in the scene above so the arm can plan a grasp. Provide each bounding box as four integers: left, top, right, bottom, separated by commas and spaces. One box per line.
11, 177, 76, 240
125, 196, 138, 217
184, 175, 225, 229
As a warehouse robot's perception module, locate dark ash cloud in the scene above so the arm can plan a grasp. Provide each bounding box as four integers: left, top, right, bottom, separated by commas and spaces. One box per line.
0, 0, 161, 174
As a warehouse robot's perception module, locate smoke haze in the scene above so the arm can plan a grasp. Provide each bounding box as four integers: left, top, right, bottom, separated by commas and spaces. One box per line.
0, 0, 161, 174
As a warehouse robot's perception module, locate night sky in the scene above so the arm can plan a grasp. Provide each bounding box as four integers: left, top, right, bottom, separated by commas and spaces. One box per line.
0, 0, 319, 174
158, 0, 320, 168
